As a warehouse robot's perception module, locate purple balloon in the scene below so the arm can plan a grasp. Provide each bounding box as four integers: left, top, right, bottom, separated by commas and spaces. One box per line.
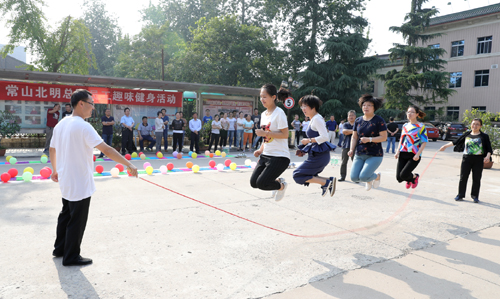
172, 151, 178, 157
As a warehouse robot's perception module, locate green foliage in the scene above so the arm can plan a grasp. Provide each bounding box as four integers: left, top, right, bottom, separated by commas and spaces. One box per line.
0, 0, 96, 74
378, 0, 455, 109
201, 120, 212, 143
462, 109, 500, 153
0, 110, 22, 148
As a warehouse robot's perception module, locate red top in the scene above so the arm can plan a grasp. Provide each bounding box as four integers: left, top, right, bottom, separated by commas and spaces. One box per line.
46, 110, 60, 127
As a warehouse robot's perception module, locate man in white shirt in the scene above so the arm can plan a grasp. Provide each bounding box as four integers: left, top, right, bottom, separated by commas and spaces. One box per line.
189, 112, 202, 154
120, 108, 135, 155
50, 89, 138, 266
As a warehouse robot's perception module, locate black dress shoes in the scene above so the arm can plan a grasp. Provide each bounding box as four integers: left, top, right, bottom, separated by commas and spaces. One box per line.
52, 251, 63, 258
338, 177, 346, 182
63, 256, 93, 266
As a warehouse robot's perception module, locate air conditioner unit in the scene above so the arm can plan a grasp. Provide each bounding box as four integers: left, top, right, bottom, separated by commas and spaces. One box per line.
491, 64, 498, 69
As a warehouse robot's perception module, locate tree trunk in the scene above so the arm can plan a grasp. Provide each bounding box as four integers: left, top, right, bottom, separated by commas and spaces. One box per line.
309, 1, 318, 63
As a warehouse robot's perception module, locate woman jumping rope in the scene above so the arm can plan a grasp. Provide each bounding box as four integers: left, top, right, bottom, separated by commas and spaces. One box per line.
250, 83, 292, 201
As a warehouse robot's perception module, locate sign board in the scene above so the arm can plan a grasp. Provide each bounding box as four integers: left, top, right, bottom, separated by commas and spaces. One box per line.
284, 97, 294, 109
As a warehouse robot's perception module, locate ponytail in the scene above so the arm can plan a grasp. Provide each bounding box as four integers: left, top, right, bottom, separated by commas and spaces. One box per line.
261, 83, 292, 104
408, 105, 426, 119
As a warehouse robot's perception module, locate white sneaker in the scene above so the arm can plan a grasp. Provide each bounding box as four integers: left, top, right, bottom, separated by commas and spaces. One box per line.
272, 178, 285, 197
373, 172, 381, 189
365, 181, 373, 191
275, 180, 288, 202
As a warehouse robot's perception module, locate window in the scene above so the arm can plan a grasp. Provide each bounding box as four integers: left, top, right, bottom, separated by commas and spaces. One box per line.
477, 36, 492, 54
429, 44, 440, 60
451, 40, 464, 57
425, 106, 436, 121
449, 72, 462, 88
474, 70, 489, 87
472, 106, 486, 112
447, 106, 460, 121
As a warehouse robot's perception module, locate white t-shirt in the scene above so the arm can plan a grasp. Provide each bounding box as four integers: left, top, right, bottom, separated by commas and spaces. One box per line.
155, 117, 164, 132
236, 118, 245, 130
302, 121, 310, 132
50, 116, 103, 201
339, 123, 344, 134
211, 120, 221, 134
260, 107, 290, 158
228, 117, 237, 131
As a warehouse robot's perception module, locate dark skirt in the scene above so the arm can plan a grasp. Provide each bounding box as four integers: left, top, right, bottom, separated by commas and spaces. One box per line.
293, 151, 331, 186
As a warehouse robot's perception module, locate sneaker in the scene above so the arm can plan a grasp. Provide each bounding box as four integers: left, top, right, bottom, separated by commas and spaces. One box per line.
405, 181, 411, 189
472, 196, 479, 203
454, 195, 464, 201
338, 177, 345, 182
275, 180, 287, 202
328, 177, 336, 197
365, 181, 372, 191
321, 179, 331, 197
372, 172, 382, 189
272, 178, 285, 197
411, 174, 420, 189
97, 154, 104, 158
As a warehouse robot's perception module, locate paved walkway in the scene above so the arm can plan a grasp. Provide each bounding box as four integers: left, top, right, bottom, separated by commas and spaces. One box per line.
0, 141, 499, 298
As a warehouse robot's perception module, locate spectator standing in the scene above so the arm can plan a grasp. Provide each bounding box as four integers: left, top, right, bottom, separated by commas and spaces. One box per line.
301, 117, 310, 137
202, 109, 213, 145
138, 116, 156, 151
155, 111, 165, 153
243, 114, 254, 151
291, 114, 302, 148
189, 112, 202, 154
61, 103, 72, 119
386, 117, 399, 154
161, 108, 169, 152
339, 111, 356, 181
120, 107, 135, 155
251, 108, 261, 149
219, 112, 229, 148
170, 112, 184, 153
236, 112, 245, 151
98, 108, 115, 158
227, 112, 237, 149
209, 114, 221, 152
44, 103, 61, 154
326, 115, 338, 144
337, 120, 345, 147
50, 89, 138, 266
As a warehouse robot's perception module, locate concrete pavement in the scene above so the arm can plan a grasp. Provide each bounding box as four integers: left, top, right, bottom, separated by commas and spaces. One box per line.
1, 140, 499, 299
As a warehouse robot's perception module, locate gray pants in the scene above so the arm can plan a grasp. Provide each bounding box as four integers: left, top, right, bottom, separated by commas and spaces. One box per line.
155, 132, 163, 152
340, 148, 353, 179
44, 126, 54, 151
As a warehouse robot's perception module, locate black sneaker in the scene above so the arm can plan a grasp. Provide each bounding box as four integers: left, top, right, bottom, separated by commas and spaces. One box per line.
454, 195, 464, 201
338, 177, 346, 182
472, 196, 479, 203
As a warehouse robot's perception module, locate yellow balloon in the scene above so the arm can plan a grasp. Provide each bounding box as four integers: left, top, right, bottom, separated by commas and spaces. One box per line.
140, 154, 146, 160
230, 162, 237, 170
221, 152, 226, 158
157, 152, 163, 158
23, 167, 35, 174
41, 154, 48, 158
6, 155, 12, 162
215, 150, 221, 156
192, 165, 200, 173
146, 166, 154, 175
131, 152, 138, 158
192, 153, 197, 159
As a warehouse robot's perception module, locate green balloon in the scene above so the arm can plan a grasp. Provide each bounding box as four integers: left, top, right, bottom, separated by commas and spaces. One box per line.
41, 156, 48, 163
9, 157, 17, 164
22, 172, 32, 182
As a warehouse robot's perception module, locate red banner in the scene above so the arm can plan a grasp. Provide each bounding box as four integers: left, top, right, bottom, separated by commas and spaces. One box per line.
0, 80, 182, 107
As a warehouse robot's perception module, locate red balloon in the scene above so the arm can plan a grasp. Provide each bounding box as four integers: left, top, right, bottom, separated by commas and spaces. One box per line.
1, 173, 11, 183
95, 165, 104, 174
166, 163, 174, 171
8, 168, 18, 178
224, 159, 232, 167
209, 160, 216, 168
177, 153, 182, 159
125, 154, 131, 160
139, 152, 144, 156
93, 155, 96, 162
115, 164, 125, 172
40, 168, 50, 179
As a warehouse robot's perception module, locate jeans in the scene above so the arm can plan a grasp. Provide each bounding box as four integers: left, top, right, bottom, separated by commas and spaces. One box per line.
252, 136, 262, 148
350, 154, 383, 182
228, 130, 235, 147
396, 152, 421, 183
139, 135, 156, 150
250, 155, 290, 191
458, 155, 484, 198
163, 130, 169, 151
236, 130, 244, 148
337, 134, 344, 147
386, 136, 396, 153
99, 133, 113, 156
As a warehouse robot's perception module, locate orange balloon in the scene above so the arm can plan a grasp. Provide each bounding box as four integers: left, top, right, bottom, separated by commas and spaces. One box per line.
209, 153, 214, 158
186, 161, 193, 169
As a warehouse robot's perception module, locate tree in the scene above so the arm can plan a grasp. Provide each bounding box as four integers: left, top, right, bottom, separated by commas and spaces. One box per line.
0, 0, 96, 74
378, 0, 455, 110
167, 16, 284, 86
82, 0, 121, 76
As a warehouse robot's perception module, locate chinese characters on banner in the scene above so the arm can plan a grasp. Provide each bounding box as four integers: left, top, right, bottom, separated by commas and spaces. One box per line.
202, 99, 254, 116
0, 81, 182, 107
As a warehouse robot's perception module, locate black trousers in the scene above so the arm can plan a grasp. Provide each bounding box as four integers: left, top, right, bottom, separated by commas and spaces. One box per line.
172, 133, 183, 152
295, 130, 301, 146
396, 152, 421, 183
340, 148, 353, 179
209, 133, 220, 151
250, 155, 290, 191
54, 197, 91, 265
121, 129, 135, 153
459, 155, 484, 198
219, 129, 227, 147
190, 132, 200, 153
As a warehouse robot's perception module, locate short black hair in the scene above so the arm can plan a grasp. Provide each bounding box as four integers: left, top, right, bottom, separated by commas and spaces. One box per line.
161, 108, 166, 112
358, 94, 383, 111
472, 118, 483, 126
254, 108, 258, 111
65, 103, 71, 107
205, 109, 210, 112
142, 116, 147, 120
192, 112, 197, 116
244, 114, 249, 118
124, 107, 130, 112
70, 89, 92, 108
298, 95, 322, 112
157, 111, 162, 116
390, 117, 394, 121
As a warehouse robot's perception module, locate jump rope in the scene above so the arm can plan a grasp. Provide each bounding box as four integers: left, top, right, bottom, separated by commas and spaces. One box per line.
139, 151, 439, 238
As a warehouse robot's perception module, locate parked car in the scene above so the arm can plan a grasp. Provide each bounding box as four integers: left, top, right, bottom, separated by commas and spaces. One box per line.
440, 122, 467, 141
423, 122, 439, 142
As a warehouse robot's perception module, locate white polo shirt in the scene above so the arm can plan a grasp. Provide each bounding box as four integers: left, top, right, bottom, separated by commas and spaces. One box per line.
50, 116, 103, 201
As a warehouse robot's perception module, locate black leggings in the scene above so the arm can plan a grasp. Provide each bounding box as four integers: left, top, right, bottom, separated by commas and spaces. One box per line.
209, 133, 220, 151
250, 155, 290, 191
219, 129, 227, 147
396, 152, 421, 183
459, 155, 484, 197
295, 130, 301, 145
172, 133, 183, 152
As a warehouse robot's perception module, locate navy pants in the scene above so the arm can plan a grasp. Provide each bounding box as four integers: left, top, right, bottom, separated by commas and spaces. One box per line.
139, 135, 155, 150
293, 151, 331, 186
